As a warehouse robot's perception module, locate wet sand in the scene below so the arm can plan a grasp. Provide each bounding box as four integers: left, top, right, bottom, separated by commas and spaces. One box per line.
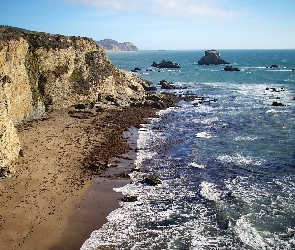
0, 106, 156, 250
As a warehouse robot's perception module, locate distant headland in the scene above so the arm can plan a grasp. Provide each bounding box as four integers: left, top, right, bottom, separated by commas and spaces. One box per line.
95, 39, 139, 52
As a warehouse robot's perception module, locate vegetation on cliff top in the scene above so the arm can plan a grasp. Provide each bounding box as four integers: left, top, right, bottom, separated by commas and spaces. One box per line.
0, 26, 92, 50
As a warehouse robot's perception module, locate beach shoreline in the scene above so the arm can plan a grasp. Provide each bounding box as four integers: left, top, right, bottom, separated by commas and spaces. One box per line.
0, 106, 156, 250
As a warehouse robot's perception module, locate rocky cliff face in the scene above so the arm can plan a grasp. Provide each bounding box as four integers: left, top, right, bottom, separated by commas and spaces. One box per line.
96, 39, 138, 52
0, 28, 151, 173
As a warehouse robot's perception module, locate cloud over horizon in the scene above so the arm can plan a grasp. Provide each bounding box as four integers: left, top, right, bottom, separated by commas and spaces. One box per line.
61, 0, 238, 19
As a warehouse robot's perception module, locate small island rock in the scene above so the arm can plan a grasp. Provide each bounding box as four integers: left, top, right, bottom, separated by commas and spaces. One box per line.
198, 49, 229, 65
224, 65, 241, 71
151, 59, 181, 68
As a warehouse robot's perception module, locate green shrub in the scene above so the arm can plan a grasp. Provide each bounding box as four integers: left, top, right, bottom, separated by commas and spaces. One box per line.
69, 69, 83, 82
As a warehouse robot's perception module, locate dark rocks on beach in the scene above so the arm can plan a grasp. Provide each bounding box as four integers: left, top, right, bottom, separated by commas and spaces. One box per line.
68, 110, 95, 119
144, 175, 162, 186
85, 161, 109, 174
198, 49, 230, 65
121, 195, 138, 202
151, 59, 181, 68
224, 65, 241, 71
131, 93, 184, 109
108, 172, 130, 179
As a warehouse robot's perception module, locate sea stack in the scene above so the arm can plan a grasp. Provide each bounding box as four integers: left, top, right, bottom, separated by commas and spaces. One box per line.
198, 49, 229, 65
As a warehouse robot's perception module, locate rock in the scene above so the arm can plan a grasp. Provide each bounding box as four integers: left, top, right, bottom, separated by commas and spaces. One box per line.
144, 175, 162, 186
159, 80, 177, 89
108, 172, 130, 179
224, 65, 241, 71
272, 101, 285, 106
198, 50, 230, 65
269, 65, 279, 68
266, 87, 285, 92
121, 195, 138, 202
68, 110, 94, 119
151, 59, 181, 68
131, 67, 141, 72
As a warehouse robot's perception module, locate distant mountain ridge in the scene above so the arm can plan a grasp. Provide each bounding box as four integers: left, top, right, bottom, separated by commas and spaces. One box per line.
96, 39, 138, 52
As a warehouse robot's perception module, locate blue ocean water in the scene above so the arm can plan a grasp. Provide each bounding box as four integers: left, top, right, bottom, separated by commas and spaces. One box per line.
82, 50, 295, 249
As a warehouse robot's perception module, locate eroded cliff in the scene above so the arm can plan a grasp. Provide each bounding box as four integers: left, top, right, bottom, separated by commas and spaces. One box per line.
0, 28, 152, 174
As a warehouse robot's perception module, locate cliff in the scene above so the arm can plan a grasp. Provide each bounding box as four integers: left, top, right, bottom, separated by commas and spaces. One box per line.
0, 28, 151, 174
96, 39, 138, 52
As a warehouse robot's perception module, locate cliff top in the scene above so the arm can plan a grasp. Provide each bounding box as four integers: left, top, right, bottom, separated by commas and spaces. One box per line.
0, 27, 95, 50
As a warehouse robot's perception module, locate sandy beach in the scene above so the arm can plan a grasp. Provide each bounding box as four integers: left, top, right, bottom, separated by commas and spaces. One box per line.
0, 106, 156, 250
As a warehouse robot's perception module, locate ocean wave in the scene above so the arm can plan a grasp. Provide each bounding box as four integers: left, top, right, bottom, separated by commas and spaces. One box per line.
200, 116, 219, 124
195, 131, 212, 138
189, 162, 207, 169
200, 181, 222, 202
217, 153, 262, 166
235, 215, 269, 249
234, 136, 258, 141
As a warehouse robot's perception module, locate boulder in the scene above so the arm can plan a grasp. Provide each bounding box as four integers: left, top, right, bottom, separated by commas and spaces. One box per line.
131, 67, 141, 72
198, 50, 230, 65
224, 65, 241, 71
144, 175, 162, 186
159, 80, 177, 89
272, 101, 285, 107
269, 65, 279, 68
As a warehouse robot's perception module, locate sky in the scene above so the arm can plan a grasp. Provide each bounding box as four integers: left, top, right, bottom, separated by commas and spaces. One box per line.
0, 0, 295, 50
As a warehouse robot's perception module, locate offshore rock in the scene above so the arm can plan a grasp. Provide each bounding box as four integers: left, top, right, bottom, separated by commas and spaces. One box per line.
224, 65, 241, 71
198, 49, 230, 65
0, 27, 152, 171
151, 59, 181, 68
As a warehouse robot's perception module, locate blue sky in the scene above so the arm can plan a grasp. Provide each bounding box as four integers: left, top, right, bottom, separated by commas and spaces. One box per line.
1, 0, 295, 50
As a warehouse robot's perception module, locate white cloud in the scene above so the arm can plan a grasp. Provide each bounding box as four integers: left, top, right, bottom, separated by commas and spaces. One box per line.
62, 0, 238, 19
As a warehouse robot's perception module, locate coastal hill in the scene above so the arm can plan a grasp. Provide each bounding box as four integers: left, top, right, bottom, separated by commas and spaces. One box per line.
95, 39, 139, 52
0, 27, 148, 172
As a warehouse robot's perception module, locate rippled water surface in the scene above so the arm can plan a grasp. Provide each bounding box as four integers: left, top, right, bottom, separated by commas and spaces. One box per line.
82, 50, 295, 249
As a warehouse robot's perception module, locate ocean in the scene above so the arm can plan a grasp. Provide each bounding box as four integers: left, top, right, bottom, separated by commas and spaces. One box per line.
82, 50, 295, 249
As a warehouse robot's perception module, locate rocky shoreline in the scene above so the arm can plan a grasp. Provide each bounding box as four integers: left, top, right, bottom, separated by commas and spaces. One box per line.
0, 91, 190, 250
0, 27, 195, 249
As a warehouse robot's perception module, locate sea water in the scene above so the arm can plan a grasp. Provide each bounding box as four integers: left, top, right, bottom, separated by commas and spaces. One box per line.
81, 50, 295, 249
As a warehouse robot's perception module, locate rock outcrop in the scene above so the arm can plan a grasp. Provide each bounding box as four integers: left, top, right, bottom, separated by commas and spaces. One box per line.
151, 59, 181, 68
224, 65, 241, 71
95, 39, 138, 52
198, 49, 229, 65
0, 28, 152, 172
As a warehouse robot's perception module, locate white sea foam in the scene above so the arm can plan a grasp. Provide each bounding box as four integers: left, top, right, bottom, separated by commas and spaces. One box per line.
200, 116, 219, 124
235, 215, 269, 249
217, 153, 262, 166
200, 181, 222, 202
189, 162, 206, 169
266, 109, 278, 113
195, 131, 212, 138
234, 136, 258, 141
